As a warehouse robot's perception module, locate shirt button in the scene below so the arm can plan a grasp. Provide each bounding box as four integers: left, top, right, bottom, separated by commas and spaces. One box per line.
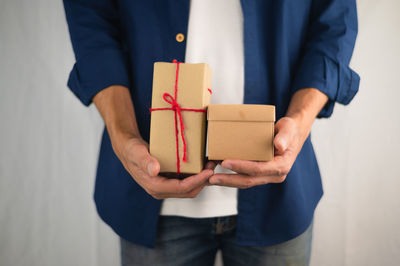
176, 33, 185, 42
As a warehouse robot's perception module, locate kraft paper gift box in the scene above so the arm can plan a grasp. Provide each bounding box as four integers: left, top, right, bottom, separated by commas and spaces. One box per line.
149, 61, 211, 174
207, 104, 275, 161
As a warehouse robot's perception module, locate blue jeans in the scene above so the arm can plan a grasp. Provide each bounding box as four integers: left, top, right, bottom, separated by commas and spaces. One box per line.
120, 215, 313, 266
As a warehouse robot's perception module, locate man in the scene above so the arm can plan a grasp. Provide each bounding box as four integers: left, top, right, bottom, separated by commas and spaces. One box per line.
63, 0, 359, 265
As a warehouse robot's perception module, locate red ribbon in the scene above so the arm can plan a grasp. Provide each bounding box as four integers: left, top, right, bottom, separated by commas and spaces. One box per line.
150, 60, 210, 174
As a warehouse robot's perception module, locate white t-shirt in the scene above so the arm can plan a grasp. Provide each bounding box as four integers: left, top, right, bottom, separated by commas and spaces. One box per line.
159, 0, 244, 218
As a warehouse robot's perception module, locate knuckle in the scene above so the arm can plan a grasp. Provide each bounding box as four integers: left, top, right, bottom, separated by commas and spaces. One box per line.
137, 144, 148, 152
188, 191, 198, 198
243, 178, 254, 189
145, 187, 156, 196
176, 183, 187, 194
283, 165, 291, 175
277, 165, 290, 176
144, 187, 156, 198
253, 165, 264, 176
276, 168, 283, 176
179, 181, 193, 194
175, 184, 187, 195
132, 141, 147, 153
140, 159, 151, 171
145, 184, 160, 197
151, 193, 162, 200
131, 144, 145, 155
276, 175, 287, 183
145, 186, 164, 199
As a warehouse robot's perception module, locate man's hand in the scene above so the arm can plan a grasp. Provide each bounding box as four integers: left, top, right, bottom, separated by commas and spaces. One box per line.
113, 136, 214, 199
209, 88, 328, 188
93, 85, 214, 199
208, 117, 304, 188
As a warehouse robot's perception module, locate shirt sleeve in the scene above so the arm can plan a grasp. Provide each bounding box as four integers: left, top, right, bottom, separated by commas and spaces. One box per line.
291, 0, 360, 118
63, 0, 130, 106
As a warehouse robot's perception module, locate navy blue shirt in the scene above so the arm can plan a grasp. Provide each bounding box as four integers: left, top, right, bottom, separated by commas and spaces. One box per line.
63, 0, 360, 248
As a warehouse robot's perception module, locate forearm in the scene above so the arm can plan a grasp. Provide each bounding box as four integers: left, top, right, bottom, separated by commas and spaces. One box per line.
93, 85, 142, 147
286, 88, 328, 142
92, 85, 212, 197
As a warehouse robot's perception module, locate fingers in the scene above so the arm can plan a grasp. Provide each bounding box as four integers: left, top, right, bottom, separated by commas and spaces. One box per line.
147, 169, 214, 199
157, 179, 208, 199
205, 161, 218, 170
204, 161, 219, 186
221, 159, 287, 177
208, 157, 292, 188
274, 117, 297, 153
274, 127, 292, 153
122, 138, 211, 199
173, 169, 214, 194
206, 117, 304, 189
129, 142, 160, 176
209, 174, 287, 189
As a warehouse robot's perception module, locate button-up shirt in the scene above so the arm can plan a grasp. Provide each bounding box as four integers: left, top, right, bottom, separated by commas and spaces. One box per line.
63, 0, 360, 248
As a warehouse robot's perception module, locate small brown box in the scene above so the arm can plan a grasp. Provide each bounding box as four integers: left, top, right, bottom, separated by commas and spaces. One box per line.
149, 62, 211, 174
207, 104, 275, 161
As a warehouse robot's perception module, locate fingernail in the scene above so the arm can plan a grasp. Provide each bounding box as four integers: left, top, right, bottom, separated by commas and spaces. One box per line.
147, 162, 155, 176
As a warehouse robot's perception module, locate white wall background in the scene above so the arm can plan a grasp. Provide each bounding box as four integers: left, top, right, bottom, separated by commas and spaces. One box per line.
1, 1, 399, 265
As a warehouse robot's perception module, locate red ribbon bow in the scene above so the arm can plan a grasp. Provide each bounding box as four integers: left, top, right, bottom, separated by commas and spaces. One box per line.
150, 60, 210, 174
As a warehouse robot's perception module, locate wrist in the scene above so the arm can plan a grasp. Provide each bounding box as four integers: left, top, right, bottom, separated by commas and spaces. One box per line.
108, 125, 143, 152
285, 87, 328, 140
93, 85, 143, 153
286, 109, 312, 142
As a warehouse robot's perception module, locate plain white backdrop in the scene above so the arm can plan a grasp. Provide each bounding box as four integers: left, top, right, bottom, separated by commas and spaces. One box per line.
1, 1, 399, 265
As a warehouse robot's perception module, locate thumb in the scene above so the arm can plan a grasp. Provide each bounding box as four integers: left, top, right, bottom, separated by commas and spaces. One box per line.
274, 134, 288, 153
274, 121, 295, 153
145, 156, 160, 177
133, 143, 160, 177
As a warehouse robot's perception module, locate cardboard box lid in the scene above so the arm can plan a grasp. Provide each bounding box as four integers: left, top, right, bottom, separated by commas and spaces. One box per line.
207, 104, 275, 122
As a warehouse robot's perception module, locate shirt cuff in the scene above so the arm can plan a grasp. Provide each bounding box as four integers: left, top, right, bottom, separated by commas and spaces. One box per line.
67, 49, 131, 106
291, 52, 360, 118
